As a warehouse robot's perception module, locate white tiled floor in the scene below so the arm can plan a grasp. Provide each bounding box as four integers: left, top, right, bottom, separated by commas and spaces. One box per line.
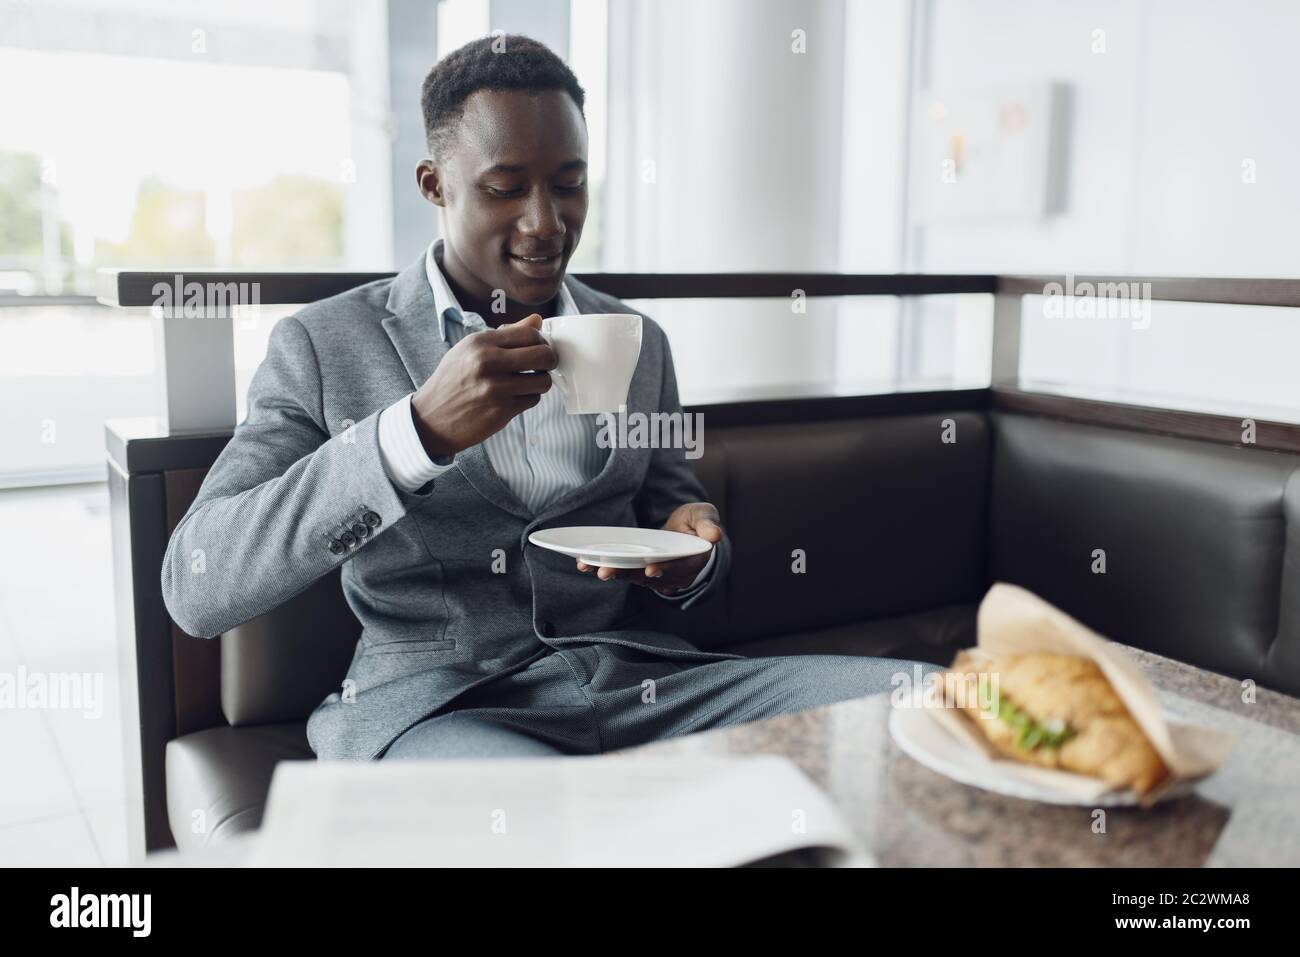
0, 482, 130, 866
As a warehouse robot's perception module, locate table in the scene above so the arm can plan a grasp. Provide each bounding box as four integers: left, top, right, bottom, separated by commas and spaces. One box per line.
619, 646, 1300, 866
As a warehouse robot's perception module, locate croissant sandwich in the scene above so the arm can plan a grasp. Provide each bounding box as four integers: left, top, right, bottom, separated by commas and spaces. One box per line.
941, 650, 1169, 796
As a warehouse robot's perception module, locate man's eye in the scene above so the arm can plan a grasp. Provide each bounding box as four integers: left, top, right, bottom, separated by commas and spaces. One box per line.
555, 182, 586, 194
483, 185, 523, 197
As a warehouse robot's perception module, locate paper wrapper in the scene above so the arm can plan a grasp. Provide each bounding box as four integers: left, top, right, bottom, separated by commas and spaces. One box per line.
926, 583, 1237, 806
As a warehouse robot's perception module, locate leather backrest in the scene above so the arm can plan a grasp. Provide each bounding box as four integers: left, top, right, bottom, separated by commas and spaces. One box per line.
159, 460, 362, 730
989, 412, 1300, 696
219, 409, 992, 722
1274, 473, 1300, 689
213, 405, 1300, 725
649, 410, 992, 648
221, 569, 360, 726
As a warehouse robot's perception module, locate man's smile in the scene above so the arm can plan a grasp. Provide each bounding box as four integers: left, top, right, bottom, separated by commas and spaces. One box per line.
508, 249, 565, 279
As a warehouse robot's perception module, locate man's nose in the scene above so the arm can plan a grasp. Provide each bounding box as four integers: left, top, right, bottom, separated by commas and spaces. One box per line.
519, 190, 564, 239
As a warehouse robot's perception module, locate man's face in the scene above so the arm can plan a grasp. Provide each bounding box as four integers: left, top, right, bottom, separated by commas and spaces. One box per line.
420, 88, 588, 306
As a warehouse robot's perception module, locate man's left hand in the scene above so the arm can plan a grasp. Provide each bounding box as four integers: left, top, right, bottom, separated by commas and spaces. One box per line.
575, 502, 723, 595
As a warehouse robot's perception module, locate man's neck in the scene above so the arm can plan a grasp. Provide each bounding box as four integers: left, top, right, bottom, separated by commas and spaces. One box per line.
438, 244, 559, 327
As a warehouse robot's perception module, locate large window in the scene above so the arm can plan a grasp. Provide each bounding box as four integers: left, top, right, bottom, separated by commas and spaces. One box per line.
912, 0, 1300, 420
0, 0, 391, 485
9, 0, 1300, 487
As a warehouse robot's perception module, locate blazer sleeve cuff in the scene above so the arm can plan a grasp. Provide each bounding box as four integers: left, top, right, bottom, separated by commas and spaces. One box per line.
654, 543, 718, 603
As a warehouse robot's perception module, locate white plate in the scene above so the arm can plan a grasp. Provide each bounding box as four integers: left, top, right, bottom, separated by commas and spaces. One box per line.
528, 525, 713, 569
888, 704, 1194, 807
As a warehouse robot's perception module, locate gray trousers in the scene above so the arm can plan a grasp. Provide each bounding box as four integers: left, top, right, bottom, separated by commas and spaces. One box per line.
383, 643, 936, 759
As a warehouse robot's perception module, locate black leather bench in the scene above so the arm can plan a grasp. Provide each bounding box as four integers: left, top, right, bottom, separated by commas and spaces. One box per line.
159, 405, 1300, 849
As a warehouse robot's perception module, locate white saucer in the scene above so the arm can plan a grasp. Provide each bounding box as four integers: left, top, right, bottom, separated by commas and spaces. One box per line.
528, 526, 713, 569
888, 704, 1194, 807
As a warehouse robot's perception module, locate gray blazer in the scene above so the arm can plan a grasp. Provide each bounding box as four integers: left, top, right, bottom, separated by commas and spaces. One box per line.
160, 247, 737, 760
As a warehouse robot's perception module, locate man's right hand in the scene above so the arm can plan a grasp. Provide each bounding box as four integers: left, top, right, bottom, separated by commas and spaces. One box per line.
409, 313, 556, 460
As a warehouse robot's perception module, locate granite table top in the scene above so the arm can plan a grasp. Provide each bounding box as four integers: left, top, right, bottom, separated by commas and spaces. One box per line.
620, 646, 1300, 866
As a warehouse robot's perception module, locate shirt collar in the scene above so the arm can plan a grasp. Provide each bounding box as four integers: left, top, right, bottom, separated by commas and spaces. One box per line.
424, 241, 578, 341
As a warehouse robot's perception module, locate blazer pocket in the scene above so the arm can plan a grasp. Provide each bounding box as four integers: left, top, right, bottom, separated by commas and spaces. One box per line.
355, 556, 453, 646
362, 637, 457, 654
352, 637, 457, 695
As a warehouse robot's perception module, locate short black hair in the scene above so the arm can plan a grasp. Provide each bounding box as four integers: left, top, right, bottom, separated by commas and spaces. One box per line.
421, 34, 586, 159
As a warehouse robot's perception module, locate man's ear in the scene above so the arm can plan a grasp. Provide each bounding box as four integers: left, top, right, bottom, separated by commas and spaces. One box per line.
416, 159, 446, 208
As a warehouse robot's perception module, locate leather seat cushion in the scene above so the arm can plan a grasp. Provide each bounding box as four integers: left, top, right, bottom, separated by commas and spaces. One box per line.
723, 602, 975, 664
165, 722, 312, 849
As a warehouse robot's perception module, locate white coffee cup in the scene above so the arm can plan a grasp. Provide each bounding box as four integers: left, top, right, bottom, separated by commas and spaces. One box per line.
539, 314, 642, 414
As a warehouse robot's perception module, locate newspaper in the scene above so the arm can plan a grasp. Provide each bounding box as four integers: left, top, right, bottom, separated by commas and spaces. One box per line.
248, 753, 871, 867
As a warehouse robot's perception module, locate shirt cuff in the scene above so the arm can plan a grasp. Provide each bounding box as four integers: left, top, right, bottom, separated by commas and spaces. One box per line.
655, 544, 718, 602
377, 393, 458, 493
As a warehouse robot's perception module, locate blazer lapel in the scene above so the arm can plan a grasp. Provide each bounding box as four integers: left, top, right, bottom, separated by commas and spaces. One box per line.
454, 444, 532, 521
382, 253, 448, 392
381, 250, 532, 521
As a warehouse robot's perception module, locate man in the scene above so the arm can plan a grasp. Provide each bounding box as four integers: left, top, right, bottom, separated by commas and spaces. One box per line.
161, 35, 931, 761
